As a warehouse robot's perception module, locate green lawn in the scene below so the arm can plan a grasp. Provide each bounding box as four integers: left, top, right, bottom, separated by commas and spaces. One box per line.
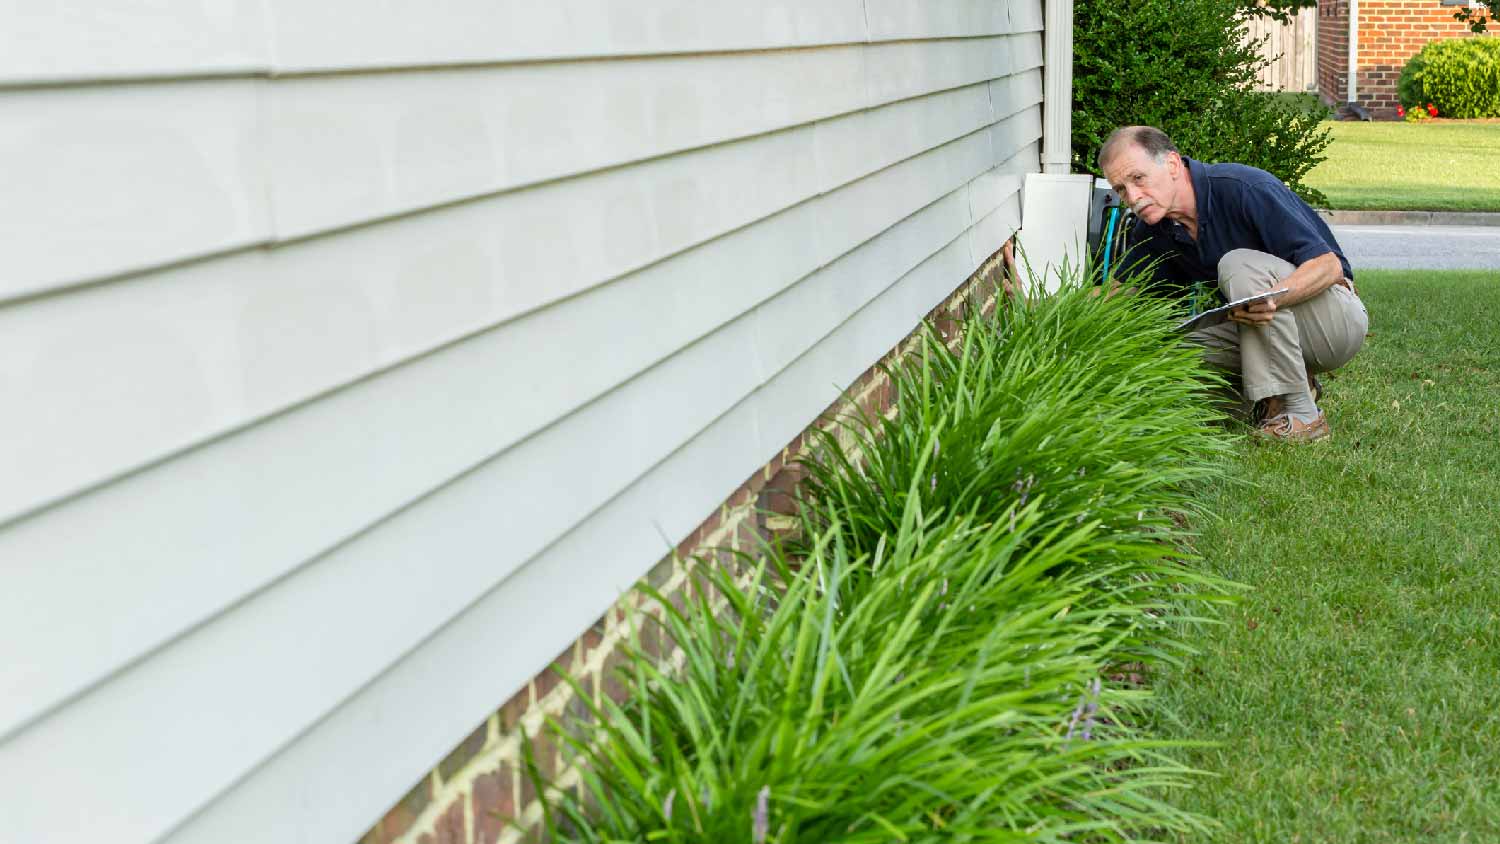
1306, 122, 1500, 212
1162, 270, 1500, 842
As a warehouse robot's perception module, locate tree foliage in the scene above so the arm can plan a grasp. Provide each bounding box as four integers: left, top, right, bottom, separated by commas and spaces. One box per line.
1072, 0, 1332, 206
1237, 0, 1318, 23
1452, 1, 1497, 32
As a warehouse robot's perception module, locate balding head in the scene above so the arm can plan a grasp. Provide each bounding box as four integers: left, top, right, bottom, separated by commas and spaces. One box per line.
1097, 126, 1179, 174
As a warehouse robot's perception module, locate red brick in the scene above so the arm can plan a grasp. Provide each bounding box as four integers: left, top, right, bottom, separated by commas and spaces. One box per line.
596, 645, 631, 706
438, 722, 491, 784
577, 619, 606, 669
472, 768, 517, 844
532, 650, 571, 703
757, 464, 805, 517
498, 686, 529, 732
433, 799, 467, 844
362, 774, 434, 844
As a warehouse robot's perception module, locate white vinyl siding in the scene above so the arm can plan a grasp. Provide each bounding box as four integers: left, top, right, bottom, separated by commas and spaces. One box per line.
0, 4, 1046, 843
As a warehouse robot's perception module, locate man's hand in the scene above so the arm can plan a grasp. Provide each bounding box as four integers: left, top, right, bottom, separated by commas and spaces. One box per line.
1229, 297, 1277, 326
1228, 252, 1344, 327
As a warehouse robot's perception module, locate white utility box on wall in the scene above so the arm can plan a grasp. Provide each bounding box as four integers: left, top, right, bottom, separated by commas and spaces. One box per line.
1015, 172, 1095, 294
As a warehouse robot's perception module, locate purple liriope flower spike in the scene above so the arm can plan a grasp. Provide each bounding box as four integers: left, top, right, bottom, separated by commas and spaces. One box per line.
930, 473, 937, 492
933, 440, 940, 459
1081, 678, 1102, 741
663, 789, 675, 821
752, 785, 771, 844
1064, 700, 1084, 743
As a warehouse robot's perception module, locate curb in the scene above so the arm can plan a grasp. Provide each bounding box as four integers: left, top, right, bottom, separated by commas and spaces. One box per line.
1318, 209, 1500, 227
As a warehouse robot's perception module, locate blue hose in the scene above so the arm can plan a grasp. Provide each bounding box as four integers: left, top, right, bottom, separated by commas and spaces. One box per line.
1101, 206, 1120, 283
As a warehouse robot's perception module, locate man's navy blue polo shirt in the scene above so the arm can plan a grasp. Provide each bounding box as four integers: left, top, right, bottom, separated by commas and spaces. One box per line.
1120, 156, 1353, 298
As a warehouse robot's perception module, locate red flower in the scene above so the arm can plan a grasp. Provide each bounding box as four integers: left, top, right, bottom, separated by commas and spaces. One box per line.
1397, 105, 1406, 117
1427, 103, 1439, 117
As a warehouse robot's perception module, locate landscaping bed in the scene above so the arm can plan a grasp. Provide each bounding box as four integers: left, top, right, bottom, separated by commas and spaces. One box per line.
526, 279, 1240, 842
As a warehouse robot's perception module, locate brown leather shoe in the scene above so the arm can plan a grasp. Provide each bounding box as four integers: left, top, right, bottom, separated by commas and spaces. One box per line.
1254, 412, 1331, 442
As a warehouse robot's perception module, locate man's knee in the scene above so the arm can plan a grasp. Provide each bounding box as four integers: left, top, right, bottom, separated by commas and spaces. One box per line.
1217, 249, 1295, 298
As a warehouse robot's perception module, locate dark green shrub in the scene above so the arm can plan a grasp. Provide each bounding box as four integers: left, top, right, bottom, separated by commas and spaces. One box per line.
1072, 0, 1332, 206
1398, 38, 1500, 119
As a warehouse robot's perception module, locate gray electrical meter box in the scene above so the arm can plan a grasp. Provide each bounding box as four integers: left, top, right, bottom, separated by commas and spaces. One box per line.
1085, 177, 1120, 260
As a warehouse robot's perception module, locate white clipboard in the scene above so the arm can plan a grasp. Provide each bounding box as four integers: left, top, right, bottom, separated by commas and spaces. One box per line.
1176, 287, 1290, 332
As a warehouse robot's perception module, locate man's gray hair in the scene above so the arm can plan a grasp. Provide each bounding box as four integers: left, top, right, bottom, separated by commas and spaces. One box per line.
1097, 125, 1179, 172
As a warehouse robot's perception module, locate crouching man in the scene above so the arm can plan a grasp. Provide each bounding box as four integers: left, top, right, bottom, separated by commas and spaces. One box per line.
1099, 125, 1368, 442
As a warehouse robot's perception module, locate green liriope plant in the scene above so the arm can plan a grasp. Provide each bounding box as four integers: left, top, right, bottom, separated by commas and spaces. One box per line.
794, 266, 1237, 674
524, 264, 1238, 842
796, 266, 1232, 559
530, 508, 1219, 843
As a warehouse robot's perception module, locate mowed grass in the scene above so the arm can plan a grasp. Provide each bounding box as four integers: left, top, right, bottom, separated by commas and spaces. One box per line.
1161, 270, 1500, 842
1305, 122, 1500, 211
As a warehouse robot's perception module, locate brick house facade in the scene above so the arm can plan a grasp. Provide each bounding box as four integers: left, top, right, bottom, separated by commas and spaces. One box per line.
1317, 0, 1482, 118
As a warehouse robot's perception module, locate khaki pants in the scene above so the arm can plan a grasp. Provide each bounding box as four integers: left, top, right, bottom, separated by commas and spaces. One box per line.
1189, 249, 1368, 403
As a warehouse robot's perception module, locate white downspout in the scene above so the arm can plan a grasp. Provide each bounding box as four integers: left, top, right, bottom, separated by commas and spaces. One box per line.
1042, 0, 1074, 174
1347, 0, 1359, 106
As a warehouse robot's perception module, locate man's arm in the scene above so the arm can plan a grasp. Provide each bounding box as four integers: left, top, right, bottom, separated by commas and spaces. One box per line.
1228, 251, 1343, 326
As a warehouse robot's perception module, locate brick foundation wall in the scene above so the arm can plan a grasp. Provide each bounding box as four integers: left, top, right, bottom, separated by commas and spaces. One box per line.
1318, 0, 1351, 104
1355, 0, 1476, 118
358, 244, 1014, 844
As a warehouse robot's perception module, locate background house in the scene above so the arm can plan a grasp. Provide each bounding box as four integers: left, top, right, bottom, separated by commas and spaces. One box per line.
1316, 0, 1479, 117
0, 3, 1068, 843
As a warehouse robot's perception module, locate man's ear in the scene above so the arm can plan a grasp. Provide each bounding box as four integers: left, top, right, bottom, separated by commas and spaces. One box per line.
1165, 151, 1183, 179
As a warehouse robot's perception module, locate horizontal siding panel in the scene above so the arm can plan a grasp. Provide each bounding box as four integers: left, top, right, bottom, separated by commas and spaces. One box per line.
0, 78, 1028, 533
0, 1, 269, 85
991, 67, 1045, 121
0, 114, 1034, 748
1010, 0, 1046, 33
865, 0, 1012, 40
4, 33, 1036, 302
268, 0, 868, 74
262, 48, 866, 240
0, 80, 272, 302
0, 1, 1034, 84
1, 166, 1020, 844
0, 123, 819, 523
752, 236, 979, 457
754, 191, 972, 380
973, 145, 1041, 219
267, 35, 1026, 240
991, 103, 1044, 168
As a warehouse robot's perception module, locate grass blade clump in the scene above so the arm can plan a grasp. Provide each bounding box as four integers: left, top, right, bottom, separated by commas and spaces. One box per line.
526, 267, 1238, 842
532, 510, 1214, 843
797, 271, 1233, 563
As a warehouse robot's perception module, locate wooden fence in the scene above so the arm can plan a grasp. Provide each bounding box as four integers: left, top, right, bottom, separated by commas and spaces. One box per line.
1243, 6, 1317, 92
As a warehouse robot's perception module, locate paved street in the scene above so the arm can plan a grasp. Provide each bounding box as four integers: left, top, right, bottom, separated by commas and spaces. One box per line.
1332, 224, 1500, 271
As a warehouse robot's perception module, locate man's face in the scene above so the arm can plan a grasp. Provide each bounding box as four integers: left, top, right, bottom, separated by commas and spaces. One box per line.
1102, 145, 1183, 226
